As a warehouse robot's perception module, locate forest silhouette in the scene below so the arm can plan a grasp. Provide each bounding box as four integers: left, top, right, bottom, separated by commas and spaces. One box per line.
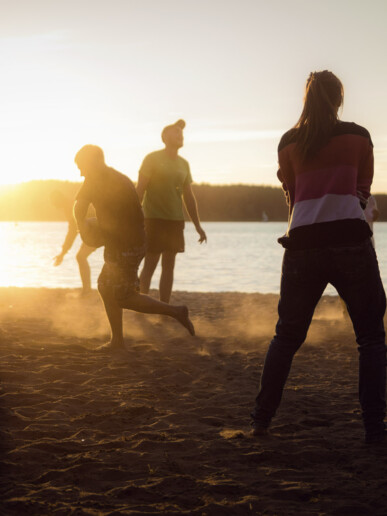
0, 180, 386, 222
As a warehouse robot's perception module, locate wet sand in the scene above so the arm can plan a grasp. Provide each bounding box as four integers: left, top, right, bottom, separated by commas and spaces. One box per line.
0, 287, 386, 515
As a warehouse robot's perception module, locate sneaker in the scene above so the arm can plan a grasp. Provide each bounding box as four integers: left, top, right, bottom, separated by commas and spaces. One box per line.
250, 408, 271, 437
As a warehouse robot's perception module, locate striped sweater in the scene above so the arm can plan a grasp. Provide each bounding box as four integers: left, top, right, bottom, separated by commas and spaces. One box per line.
277, 121, 373, 249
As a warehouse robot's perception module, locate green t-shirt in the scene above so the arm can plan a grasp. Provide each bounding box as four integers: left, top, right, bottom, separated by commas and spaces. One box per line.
139, 149, 193, 220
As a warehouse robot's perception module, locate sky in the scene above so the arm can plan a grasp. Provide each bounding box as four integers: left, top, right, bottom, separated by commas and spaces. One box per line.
1, 0, 387, 190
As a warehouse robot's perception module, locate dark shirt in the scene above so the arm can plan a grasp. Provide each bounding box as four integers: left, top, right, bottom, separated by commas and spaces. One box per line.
76, 167, 145, 253
277, 121, 373, 250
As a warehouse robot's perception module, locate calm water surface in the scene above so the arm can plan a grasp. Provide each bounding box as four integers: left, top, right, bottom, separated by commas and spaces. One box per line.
1, 221, 386, 294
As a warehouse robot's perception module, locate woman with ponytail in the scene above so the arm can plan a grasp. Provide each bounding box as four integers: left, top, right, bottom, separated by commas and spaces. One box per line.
251, 71, 386, 444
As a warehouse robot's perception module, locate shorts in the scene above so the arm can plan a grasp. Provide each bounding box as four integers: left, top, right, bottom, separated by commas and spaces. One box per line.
98, 245, 146, 303
145, 218, 185, 254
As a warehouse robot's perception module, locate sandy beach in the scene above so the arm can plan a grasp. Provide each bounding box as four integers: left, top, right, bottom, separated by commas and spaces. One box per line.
1, 287, 387, 515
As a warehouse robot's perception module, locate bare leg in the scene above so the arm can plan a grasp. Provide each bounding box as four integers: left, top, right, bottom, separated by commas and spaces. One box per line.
76, 243, 95, 294
98, 283, 125, 349
121, 291, 195, 336
160, 251, 177, 303
139, 252, 160, 294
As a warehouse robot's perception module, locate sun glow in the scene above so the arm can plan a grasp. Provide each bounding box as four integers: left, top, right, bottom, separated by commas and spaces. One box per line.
1, 1, 387, 190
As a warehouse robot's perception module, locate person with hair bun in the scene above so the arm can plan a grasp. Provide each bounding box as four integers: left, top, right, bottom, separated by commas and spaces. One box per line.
251, 71, 386, 444
137, 120, 207, 303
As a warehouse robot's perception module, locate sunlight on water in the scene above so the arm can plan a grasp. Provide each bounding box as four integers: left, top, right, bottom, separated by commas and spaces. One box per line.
0, 222, 105, 289
1, 221, 386, 294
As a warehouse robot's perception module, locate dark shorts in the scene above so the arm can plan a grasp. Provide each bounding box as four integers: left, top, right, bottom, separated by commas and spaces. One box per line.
98, 245, 146, 303
145, 218, 185, 254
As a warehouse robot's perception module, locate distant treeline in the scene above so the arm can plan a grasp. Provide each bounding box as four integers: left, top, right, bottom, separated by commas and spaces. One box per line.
191, 184, 288, 221
0, 180, 386, 222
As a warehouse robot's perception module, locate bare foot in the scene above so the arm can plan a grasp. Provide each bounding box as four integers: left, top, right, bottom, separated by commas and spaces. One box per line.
174, 305, 195, 336
96, 340, 126, 352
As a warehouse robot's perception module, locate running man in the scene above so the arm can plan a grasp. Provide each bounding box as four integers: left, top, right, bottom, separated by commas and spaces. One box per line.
73, 145, 195, 351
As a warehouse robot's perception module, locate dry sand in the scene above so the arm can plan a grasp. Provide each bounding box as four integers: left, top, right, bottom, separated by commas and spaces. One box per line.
0, 287, 387, 515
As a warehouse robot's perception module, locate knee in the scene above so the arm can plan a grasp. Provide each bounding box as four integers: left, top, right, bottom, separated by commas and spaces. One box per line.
115, 289, 138, 310
357, 333, 386, 358
357, 320, 385, 344
275, 320, 308, 351
143, 253, 159, 270
98, 282, 110, 299
271, 333, 304, 357
76, 251, 86, 264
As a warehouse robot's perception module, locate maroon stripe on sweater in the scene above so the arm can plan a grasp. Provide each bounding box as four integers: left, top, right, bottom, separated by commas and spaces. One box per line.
294, 165, 357, 203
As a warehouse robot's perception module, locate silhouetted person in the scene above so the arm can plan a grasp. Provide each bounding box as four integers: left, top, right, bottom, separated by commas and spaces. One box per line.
136, 119, 207, 303
251, 71, 386, 444
51, 190, 96, 294
73, 145, 194, 351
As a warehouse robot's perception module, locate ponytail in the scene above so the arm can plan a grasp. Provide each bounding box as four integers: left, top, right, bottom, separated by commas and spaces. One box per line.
295, 71, 344, 160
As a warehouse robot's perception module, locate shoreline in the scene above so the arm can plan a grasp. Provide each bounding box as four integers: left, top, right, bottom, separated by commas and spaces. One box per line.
1, 288, 386, 514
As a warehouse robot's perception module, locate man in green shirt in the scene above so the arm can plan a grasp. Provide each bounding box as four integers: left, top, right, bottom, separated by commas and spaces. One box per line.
137, 119, 207, 303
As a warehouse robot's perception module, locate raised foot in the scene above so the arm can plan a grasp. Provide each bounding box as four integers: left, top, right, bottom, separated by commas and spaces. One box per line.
175, 305, 195, 336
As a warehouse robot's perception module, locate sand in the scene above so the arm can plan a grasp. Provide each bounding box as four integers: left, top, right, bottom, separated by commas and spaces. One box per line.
0, 287, 387, 515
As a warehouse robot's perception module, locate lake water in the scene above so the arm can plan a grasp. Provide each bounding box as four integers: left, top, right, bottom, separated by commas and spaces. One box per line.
1, 221, 387, 294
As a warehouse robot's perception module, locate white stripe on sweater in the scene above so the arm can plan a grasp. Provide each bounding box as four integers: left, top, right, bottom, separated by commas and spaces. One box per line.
289, 194, 366, 230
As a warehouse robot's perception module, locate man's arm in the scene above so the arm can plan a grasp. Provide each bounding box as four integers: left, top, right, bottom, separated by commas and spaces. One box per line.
182, 184, 207, 243
74, 199, 90, 229
136, 174, 150, 204
53, 218, 78, 266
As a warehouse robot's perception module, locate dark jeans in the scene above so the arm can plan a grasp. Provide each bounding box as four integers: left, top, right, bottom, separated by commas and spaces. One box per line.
253, 239, 387, 437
